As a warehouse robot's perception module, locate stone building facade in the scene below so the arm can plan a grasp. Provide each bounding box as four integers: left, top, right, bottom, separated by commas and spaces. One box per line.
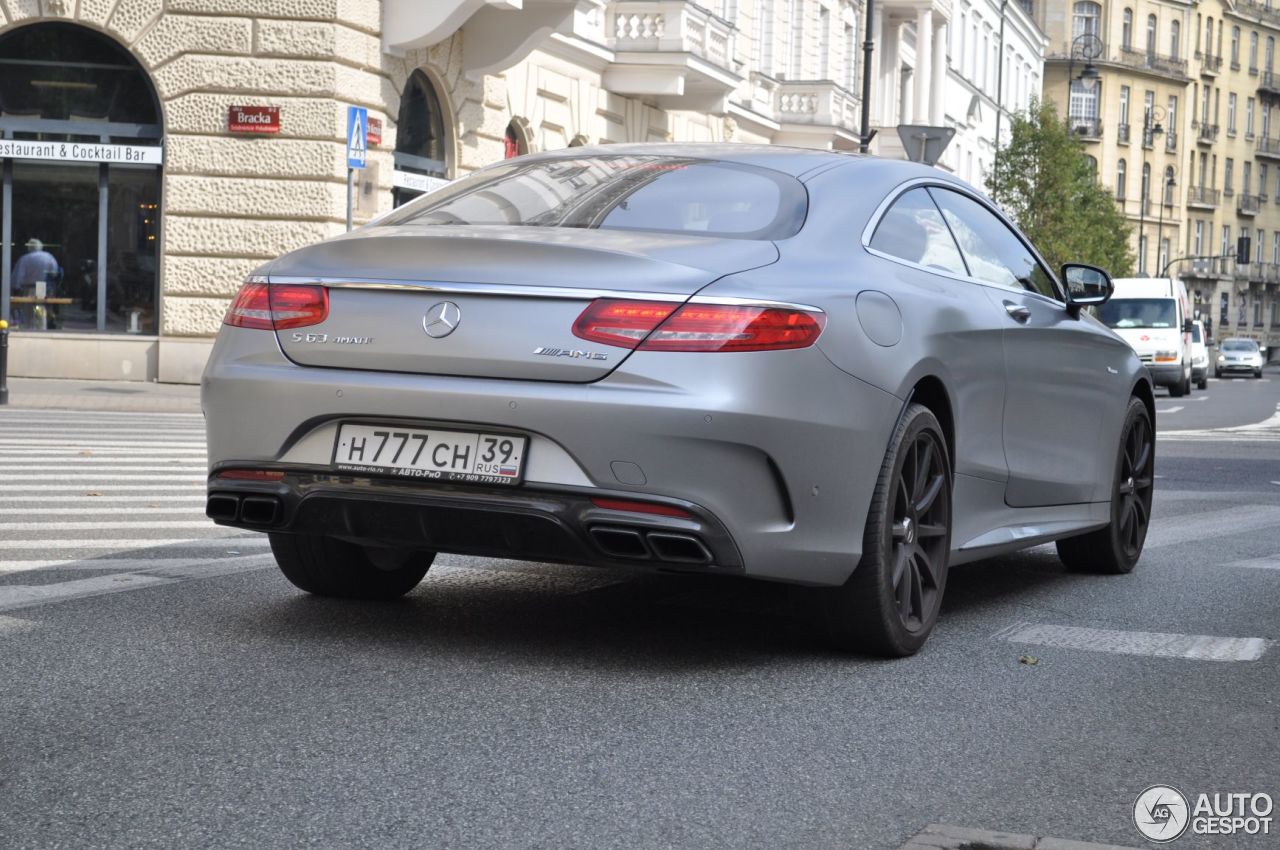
1040, 0, 1280, 356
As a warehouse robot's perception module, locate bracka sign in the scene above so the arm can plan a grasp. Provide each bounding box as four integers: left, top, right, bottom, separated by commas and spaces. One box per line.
228, 105, 281, 134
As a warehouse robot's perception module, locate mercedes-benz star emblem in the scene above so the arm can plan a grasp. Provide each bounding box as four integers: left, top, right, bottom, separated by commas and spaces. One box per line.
422, 301, 461, 339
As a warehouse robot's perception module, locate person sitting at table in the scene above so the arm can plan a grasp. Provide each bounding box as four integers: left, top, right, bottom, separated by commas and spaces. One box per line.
10, 238, 61, 327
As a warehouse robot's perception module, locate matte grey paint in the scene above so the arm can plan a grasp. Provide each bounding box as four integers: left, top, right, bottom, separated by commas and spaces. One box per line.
204, 144, 1149, 586
855, 290, 903, 347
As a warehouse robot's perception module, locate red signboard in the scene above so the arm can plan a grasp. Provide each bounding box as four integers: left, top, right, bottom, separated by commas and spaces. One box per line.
228, 105, 280, 134
367, 117, 382, 146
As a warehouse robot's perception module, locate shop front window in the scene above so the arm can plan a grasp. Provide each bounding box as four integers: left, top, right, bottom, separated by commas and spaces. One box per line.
1, 23, 163, 335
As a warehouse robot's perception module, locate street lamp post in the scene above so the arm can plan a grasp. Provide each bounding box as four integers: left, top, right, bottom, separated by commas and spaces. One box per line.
1138, 106, 1166, 274
1158, 172, 1176, 277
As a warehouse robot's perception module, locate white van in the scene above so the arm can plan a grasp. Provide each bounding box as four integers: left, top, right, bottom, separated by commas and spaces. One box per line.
1099, 277, 1194, 396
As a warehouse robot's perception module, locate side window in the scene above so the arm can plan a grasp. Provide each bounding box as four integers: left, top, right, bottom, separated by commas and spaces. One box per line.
868, 188, 968, 276
928, 188, 1062, 300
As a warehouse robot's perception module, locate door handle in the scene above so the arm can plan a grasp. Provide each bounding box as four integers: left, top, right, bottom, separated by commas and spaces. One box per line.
1003, 302, 1031, 323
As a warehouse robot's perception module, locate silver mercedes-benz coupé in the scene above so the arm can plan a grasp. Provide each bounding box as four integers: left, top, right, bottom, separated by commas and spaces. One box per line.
202, 144, 1154, 656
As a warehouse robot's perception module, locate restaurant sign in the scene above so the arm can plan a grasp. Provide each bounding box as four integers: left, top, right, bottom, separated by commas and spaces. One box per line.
0, 139, 164, 165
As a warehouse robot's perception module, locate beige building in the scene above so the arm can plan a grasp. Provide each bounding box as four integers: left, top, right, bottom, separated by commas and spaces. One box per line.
1041, 0, 1280, 355
1, 0, 868, 383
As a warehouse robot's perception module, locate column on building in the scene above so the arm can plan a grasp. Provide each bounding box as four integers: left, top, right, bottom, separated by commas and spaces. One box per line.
914, 8, 933, 123
931, 19, 947, 125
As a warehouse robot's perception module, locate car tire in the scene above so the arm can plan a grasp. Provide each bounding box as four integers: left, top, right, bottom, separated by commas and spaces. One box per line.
1214, 368, 1222, 379
1255, 369, 1263, 379
1056, 397, 1153, 575
268, 532, 434, 599
819, 403, 952, 657
1197, 377, 1208, 390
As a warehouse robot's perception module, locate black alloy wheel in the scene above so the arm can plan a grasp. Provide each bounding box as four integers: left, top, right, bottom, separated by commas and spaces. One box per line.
820, 403, 953, 657
1057, 397, 1153, 574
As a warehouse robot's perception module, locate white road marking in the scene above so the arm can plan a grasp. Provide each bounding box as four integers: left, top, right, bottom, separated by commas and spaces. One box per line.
0, 615, 38, 635
1219, 555, 1280, 570
994, 622, 1270, 661
0, 496, 208, 505
0, 537, 270, 551
0, 554, 273, 575
0, 485, 203, 492
0, 507, 204, 516
0, 520, 217, 532
1158, 406, 1184, 413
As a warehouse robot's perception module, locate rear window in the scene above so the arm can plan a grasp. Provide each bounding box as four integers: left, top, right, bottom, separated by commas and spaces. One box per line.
1222, 339, 1259, 352
1191, 324, 1202, 343
381, 155, 807, 240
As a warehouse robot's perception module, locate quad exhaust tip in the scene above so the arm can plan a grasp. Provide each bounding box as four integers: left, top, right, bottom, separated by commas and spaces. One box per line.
588, 526, 713, 565
206, 494, 282, 526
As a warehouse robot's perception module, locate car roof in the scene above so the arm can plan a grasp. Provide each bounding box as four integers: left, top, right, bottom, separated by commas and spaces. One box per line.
512, 142, 947, 181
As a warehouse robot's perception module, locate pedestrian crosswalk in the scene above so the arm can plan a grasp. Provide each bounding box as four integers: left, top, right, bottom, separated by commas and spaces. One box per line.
0, 408, 273, 613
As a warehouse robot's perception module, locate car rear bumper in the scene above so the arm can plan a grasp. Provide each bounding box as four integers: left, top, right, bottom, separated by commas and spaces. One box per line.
201, 327, 903, 586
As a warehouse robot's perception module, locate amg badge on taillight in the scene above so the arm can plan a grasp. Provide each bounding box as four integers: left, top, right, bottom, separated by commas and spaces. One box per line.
224, 281, 329, 330
573, 299, 825, 352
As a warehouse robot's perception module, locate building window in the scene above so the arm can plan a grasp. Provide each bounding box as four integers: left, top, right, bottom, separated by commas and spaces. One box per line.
1146, 14, 1157, 56
0, 23, 162, 336
1226, 158, 1235, 193
1222, 225, 1231, 256
393, 70, 451, 207
1247, 97, 1256, 137
1232, 25, 1241, 66
1073, 1, 1101, 39
1117, 159, 1127, 199
1270, 36, 1277, 72
503, 121, 527, 159
1272, 231, 1279, 263
1251, 31, 1259, 71
1229, 93, 1238, 134
1171, 19, 1180, 58
1122, 8, 1133, 50
1141, 162, 1152, 203
1164, 166, 1176, 204
1220, 291, 1229, 324
1194, 220, 1204, 255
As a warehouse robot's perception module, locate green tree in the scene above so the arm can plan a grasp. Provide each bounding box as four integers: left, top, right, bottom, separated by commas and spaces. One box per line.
987, 98, 1135, 278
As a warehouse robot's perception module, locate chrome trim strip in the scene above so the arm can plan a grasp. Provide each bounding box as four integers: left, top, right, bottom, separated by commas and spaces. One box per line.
266, 277, 825, 313
268, 276, 691, 302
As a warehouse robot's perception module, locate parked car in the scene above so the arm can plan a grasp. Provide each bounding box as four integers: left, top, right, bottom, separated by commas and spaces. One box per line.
1215, 338, 1265, 378
1100, 277, 1195, 396
202, 145, 1154, 657
1190, 319, 1209, 389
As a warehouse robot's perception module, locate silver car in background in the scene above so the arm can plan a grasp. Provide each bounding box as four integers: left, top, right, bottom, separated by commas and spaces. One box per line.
202, 145, 1154, 656
1215, 337, 1266, 379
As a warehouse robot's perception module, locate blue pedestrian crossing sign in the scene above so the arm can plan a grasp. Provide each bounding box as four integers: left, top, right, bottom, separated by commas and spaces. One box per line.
346, 106, 368, 169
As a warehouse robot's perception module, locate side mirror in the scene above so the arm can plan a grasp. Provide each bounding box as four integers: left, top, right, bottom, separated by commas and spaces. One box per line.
1061, 263, 1114, 316
1183, 319, 1194, 334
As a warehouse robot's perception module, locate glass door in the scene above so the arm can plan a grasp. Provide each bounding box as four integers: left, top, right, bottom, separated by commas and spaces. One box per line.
5, 160, 99, 331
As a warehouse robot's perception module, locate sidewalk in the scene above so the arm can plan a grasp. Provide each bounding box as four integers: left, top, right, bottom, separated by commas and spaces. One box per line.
1, 378, 201, 413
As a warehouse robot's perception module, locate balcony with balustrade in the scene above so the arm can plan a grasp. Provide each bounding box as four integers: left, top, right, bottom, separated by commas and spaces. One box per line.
1187, 186, 1221, 209
1196, 122, 1220, 144
1239, 193, 1263, 216
1118, 46, 1189, 79
1258, 136, 1280, 160
772, 80, 860, 148
1260, 70, 1280, 97
1069, 118, 1103, 141
1201, 53, 1223, 76
603, 1, 740, 111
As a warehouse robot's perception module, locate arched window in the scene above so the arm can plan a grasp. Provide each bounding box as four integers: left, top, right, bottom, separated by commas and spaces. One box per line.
0, 23, 162, 335
503, 120, 528, 159
1232, 25, 1240, 65
1268, 36, 1275, 71
1073, 2, 1101, 39
1117, 158, 1127, 199
1206, 18, 1214, 57
393, 69, 450, 207
1122, 9, 1133, 49
1146, 15, 1158, 56
1085, 155, 1099, 179
1171, 20, 1181, 59
1141, 162, 1152, 201
1251, 31, 1260, 70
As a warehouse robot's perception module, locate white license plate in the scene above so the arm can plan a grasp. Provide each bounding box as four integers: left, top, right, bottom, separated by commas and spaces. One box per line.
332, 424, 527, 485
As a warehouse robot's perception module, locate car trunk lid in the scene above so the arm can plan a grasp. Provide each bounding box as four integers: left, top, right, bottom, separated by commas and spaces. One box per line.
270, 225, 778, 382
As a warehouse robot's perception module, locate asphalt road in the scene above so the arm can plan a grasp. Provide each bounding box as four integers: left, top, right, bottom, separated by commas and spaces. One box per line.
1, 373, 1278, 850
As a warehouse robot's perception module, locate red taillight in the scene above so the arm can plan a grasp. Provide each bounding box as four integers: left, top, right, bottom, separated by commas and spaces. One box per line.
214, 469, 286, 481
573, 299, 824, 352
573, 299, 680, 348
224, 282, 328, 330
590, 497, 692, 518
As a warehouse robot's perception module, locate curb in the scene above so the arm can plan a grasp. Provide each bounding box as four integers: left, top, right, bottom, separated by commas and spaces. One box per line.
900, 824, 1141, 850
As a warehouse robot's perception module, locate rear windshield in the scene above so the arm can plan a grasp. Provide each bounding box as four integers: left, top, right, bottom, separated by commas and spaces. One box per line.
1098, 298, 1176, 329
381, 156, 807, 240
1190, 324, 1202, 343
1222, 339, 1259, 352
